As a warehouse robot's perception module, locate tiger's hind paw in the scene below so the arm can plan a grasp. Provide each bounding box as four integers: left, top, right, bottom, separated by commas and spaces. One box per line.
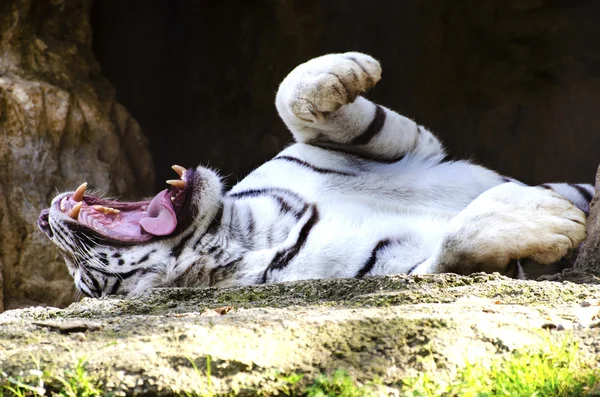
438, 183, 587, 274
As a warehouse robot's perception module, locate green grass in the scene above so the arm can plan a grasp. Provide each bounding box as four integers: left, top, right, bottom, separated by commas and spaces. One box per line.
401, 338, 600, 397
182, 358, 375, 397
52, 356, 103, 397
3, 341, 598, 397
1, 363, 372, 397
1, 355, 104, 397
302, 370, 376, 397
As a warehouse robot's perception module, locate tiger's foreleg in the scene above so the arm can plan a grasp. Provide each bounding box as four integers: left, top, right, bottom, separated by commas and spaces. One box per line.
275, 52, 445, 161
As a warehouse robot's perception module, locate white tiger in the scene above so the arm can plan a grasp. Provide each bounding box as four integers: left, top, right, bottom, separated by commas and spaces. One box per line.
38, 52, 592, 297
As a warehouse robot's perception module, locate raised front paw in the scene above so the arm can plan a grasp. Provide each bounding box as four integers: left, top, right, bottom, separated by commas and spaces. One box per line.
441, 183, 587, 273
277, 52, 381, 123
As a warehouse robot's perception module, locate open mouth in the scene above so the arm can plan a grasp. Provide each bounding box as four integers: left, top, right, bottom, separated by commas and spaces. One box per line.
38, 165, 195, 244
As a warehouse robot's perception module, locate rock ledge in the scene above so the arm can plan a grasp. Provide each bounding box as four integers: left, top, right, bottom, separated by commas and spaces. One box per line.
1, 273, 600, 395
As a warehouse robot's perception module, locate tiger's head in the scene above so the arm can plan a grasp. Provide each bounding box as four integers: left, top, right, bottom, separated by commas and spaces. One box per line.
37, 166, 223, 298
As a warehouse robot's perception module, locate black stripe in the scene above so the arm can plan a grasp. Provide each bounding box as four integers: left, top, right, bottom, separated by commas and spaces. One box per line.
213, 248, 227, 262
171, 232, 194, 257
78, 280, 93, 297
355, 239, 393, 278
79, 272, 93, 294
228, 188, 307, 219
261, 206, 320, 283
88, 272, 102, 295
136, 252, 151, 265
228, 187, 304, 202
539, 184, 553, 190
407, 259, 426, 275
275, 196, 294, 216
89, 266, 143, 280
108, 278, 121, 295
273, 156, 354, 176
312, 141, 406, 164
54, 231, 75, 252
502, 176, 512, 183
209, 258, 242, 285
207, 245, 220, 254
79, 268, 100, 297
54, 223, 79, 252
193, 207, 224, 249
246, 208, 256, 247
206, 206, 224, 235
571, 184, 594, 202
229, 205, 246, 242
351, 104, 386, 145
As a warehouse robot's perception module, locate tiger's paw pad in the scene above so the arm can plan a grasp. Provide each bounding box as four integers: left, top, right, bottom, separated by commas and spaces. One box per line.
280, 52, 381, 123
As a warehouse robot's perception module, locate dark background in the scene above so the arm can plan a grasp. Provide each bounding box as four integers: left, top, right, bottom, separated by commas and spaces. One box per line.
90, 0, 600, 189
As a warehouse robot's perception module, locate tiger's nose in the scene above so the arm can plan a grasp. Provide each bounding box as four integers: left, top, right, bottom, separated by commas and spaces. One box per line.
38, 209, 53, 238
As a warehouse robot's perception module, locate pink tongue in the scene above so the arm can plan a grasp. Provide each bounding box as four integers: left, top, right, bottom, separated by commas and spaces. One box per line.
139, 189, 177, 236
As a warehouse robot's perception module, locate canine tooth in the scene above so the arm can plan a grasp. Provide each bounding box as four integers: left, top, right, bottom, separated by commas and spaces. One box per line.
166, 179, 186, 189
172, 165, 186, 177
72, 182, 88, 202
171, 197, 175, 202
69, 202, 83, 219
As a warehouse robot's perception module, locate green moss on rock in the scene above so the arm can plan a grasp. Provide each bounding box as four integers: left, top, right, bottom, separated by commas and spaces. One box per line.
1, 273, 600, 396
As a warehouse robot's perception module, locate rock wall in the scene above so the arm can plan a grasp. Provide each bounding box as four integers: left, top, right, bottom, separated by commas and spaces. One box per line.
0, 0, 155, 310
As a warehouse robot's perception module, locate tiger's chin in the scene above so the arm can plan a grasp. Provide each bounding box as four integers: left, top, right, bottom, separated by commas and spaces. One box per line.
38, 165, 224, 245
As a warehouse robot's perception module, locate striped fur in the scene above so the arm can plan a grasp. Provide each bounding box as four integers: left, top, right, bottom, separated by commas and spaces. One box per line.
40, 53, 593, 297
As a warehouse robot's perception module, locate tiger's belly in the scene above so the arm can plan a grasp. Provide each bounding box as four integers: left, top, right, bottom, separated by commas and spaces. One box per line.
263, 198, 454, 282
229, 148, 501, 282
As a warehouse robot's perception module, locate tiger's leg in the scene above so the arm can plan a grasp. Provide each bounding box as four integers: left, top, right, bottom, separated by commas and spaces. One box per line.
411, 183, 587, 275
276, 52, 445, 161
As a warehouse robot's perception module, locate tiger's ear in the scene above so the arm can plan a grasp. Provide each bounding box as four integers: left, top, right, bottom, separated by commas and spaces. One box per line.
189, 166, 225, 224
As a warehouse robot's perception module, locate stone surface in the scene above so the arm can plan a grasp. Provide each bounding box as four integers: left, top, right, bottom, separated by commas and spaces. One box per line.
539, 166, 600, 283
0, 0, 154, 310
566, 167, 600, 279
1, 273, 600, 395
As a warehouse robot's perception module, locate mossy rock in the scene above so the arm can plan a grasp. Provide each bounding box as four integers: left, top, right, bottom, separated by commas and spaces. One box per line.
1, 273, 600, 396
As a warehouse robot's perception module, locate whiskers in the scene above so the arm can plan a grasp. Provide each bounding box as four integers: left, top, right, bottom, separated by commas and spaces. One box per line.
53, 221, 123, 297
76, 242, 123, 282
